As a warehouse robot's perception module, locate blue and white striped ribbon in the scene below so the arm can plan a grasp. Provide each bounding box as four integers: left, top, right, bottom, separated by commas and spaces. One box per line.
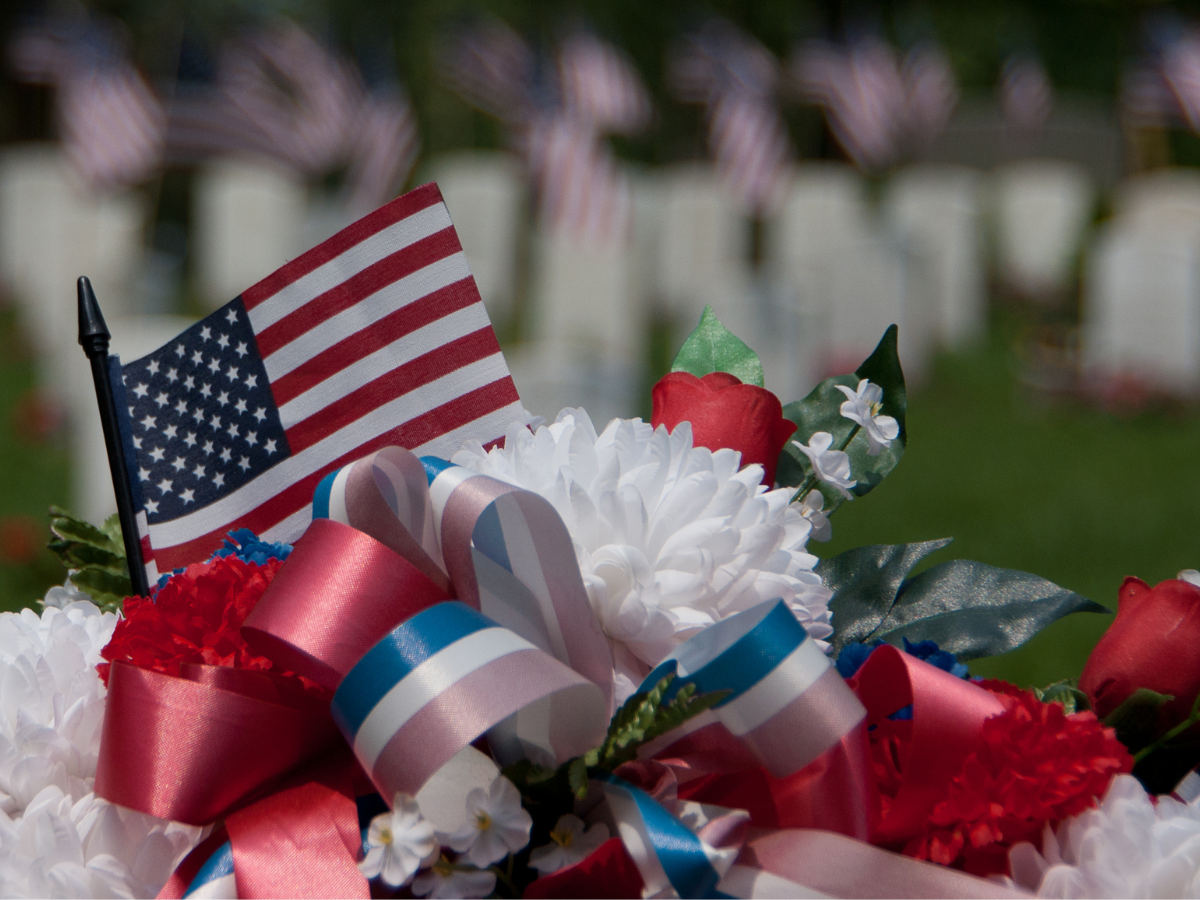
639, 599, 866, 777
331, 600, 606, 799
182, 841, 236, 899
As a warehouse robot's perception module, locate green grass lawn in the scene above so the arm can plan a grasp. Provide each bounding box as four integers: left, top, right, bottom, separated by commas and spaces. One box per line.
0, 301, 1196, 693
817, 320, 1200, 689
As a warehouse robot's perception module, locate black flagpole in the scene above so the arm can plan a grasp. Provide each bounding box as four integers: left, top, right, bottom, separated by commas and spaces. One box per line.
77, 276, 151, 597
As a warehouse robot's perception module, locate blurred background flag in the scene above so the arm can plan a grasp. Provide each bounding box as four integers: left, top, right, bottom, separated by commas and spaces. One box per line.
791, 35, 908, 171
114, 183, 528, 579
8, 16, 164, 188
440, 19, 649, 245
667, 18, 792, 215
1000, 53, 1054, 131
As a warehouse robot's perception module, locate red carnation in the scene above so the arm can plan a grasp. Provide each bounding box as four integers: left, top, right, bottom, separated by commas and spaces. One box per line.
650, 372, 796, 486
98, 555, 283, 686
905, 683, 1132, 877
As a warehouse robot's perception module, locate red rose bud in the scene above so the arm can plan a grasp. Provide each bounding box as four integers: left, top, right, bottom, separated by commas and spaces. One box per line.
651, 371, 797, 487
1080, 576, 1200, 731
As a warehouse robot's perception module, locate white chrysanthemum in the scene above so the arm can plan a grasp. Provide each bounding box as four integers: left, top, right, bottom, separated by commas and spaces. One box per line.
0, 599, 204, 897
1009, 774, 1200, 898
451, 410, 833, 698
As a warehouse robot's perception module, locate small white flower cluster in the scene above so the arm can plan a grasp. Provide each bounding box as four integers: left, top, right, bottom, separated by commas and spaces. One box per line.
452, 409, 833, 699
360, 775, 534, 898
792, 378, 899, 507
1009, 774, 1200, 898
0, 600, 203, 897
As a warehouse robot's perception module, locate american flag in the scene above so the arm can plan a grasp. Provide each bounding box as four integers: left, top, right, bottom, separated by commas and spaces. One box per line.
164, 20, 419, 211
1163, 31, 1200, 131
1000, 54, 1054, 132
114, 183, 528, 579
439, 20, 649, 245
791, 37, 908, 171
668, 20, 792, 215
8, 18, 165, 188
901, 42, 958, 144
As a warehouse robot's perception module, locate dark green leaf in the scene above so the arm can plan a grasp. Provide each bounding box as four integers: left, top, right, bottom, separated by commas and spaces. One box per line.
670, 306, 764, 387
775, 326, 907, 511
567, 757, 590, 800
71, 566, 133, 612
1034, 680, 1091, 714
819, 539, 953, 654
1104, 689, 1173, 754
62, 542, 126, 571
872, 559, 1109, 660
48, 507, 119, 553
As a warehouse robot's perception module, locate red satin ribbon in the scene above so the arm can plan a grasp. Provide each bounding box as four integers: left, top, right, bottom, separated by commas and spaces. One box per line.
99, 520, 454, 898
849, 645, 1006, 846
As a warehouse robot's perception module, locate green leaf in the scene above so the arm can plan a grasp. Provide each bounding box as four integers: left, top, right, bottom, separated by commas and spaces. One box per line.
567, 757, 590, 801
670, 306, 765, 386
1104, 689, 1174, 754
1034, 680, 1091, 714
70, 566, 133, 612
819, 539, 953, 655
775, 326, 907, 513
872, 559, 1109, 660
48, 506, 121, 554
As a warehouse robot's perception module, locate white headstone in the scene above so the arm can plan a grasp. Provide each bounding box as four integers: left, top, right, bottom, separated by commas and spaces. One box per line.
193, 158, 306, 311
425, 152, 525, 329
655, 162, 756, 342
0, 143, 146, 396
1113, 168, 1200, 244
1081, 221, 1200, 395
883, 164, 985, 348
991, 159, 1096, 297
68, 315, 198, 525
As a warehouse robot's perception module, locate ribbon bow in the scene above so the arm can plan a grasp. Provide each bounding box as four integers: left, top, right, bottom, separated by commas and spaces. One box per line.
95, 445, 1027, 899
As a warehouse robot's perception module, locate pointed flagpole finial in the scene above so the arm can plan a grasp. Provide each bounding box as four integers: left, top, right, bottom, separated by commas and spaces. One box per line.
77, 275, 110, 352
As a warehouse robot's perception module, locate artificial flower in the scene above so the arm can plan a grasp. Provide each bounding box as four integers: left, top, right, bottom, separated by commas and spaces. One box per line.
1009, 774, 1200, 898
1080, 576, 1200, 734
411, 854, 497, 899
210, 528, 292, 567
650, 371, 796, 486
529, 815, 610, 875
443, 775, 531, 868
98, 554, 283, 685
797, 489, 831, 541
835, 378, 900, 456
906, 683, 1132, 876
359, 793, 439, 887
792, 432, 856, 499
0, 600, 203, 897
451, 409, 832, 699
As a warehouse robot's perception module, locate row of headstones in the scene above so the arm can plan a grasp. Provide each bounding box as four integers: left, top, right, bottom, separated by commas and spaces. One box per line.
0, 143, 1107, 521
431, 153, 1098, 423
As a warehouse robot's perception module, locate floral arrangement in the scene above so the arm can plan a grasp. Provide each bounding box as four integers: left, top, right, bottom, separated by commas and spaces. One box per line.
14, 307, 1200, 900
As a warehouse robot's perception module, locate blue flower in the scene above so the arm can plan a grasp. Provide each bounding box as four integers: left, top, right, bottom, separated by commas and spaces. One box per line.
901, 637, 970, 679
835, 640, 885, 679
209, 528, 292, 567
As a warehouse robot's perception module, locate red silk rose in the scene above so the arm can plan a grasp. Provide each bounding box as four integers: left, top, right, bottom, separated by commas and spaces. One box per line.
651, 372, 796, 486
1080, 576, 1200, 730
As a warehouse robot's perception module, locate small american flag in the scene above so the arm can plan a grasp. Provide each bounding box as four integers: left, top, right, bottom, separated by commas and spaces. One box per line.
1000, 54, 1054, 132
668, 19, 792, 215
439, 20, 649, 245
115, 183, 528, 579
8, 18, 165, 188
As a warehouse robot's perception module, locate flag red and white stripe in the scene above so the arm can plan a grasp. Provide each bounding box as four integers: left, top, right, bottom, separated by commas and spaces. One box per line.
124, 183, 528, 574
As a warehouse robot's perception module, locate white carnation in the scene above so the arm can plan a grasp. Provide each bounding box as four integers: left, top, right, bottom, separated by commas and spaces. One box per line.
1009, 774, 1200, 898
452, 409, 832, 699
0, 600, 204, 897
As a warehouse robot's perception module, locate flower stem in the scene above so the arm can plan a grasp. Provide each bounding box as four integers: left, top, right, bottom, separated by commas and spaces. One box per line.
1133, 690, 1200, 763
789, 424, 861, 505
489, 859, 518, 897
